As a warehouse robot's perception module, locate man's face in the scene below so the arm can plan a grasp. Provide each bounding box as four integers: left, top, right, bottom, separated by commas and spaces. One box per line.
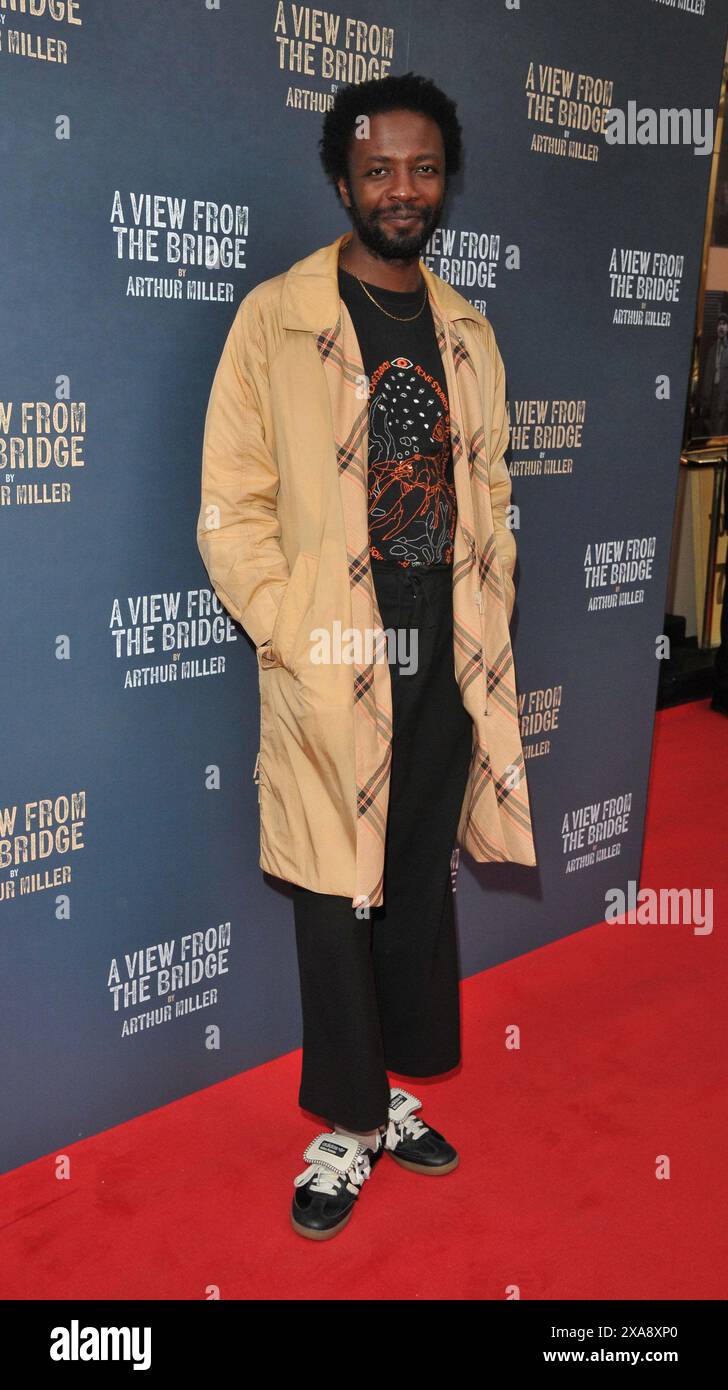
718, 319, 728, 338
336, 108, 447, 261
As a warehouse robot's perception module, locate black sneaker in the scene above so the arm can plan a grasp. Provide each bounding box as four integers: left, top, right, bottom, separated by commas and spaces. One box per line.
383, 1087, 459, 1174
291, 1130, 384, 1240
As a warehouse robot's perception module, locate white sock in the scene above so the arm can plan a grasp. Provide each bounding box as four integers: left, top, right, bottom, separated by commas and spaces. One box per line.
333, 1122, 382, 1151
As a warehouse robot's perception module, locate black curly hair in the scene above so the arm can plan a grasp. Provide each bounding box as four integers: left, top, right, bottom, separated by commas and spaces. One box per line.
319, 72, 463, 203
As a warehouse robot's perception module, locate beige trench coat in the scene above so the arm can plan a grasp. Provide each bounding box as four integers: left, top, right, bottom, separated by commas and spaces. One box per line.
197, 231, 537, 908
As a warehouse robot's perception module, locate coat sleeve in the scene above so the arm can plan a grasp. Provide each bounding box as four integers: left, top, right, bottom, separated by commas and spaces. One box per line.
196, 291, 289, 652
486, 328, 517, 625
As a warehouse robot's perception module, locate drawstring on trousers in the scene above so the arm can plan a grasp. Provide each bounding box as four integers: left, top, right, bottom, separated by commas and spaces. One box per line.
392, 565, 449, 632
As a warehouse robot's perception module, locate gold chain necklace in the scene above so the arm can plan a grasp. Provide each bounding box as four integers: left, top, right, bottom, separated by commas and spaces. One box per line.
341, 256, 429, 322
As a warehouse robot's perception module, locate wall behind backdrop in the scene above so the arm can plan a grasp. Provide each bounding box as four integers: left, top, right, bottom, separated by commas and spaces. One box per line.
1, 0, 725, 1173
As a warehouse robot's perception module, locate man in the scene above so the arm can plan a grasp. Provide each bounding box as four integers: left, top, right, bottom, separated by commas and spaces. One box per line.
197, 73, 536, 1241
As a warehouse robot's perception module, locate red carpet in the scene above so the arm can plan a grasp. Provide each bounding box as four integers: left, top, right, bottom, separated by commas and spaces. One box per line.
1, 698, 726, 1300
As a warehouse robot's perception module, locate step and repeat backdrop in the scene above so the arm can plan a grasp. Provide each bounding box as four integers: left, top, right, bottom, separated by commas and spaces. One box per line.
1, 0, 725, 1171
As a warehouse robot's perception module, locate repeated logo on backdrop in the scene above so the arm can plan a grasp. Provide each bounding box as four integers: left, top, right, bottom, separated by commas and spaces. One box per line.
509, 398, 585, 479
519, 684, 563, 762
110, 588, 238, 687
108, 923, 231, 1038
651, 0, 707, 19
610, 246, 685, 327
0, 791, 86, 904
527, 63, 614, 163
274, 2, 396, 110
562, 790, 633, 874
0, 395, 85, 507
422, 227, 501, 317
585, 534, 656, 610
0, 0, 83, 66
112, 193, 249, 302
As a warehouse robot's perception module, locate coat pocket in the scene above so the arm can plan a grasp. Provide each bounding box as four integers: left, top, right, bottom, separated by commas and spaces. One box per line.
259, 550, 319, 674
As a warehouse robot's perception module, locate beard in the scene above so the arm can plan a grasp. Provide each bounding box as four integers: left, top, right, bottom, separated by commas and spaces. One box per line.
344, 188, 445, 262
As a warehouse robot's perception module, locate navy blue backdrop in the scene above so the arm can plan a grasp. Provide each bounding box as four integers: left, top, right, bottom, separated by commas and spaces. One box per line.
1, 0, 725, 1172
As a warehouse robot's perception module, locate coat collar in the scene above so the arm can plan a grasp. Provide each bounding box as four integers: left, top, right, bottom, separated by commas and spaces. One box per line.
281, 230, 485, 332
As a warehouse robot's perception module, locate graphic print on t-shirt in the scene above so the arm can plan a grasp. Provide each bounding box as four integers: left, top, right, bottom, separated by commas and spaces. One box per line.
367, 355, 457, 566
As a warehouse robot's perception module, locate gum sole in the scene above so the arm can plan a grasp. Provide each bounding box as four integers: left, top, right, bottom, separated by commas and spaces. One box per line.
388, 1152, 459, 1175
291, 1207, 355, 1240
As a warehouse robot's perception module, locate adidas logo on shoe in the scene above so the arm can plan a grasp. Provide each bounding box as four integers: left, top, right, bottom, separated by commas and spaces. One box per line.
291, 1129, 384, 1240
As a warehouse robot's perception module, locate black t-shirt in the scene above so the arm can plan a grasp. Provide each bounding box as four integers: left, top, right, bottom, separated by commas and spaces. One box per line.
338, 265, 457, 569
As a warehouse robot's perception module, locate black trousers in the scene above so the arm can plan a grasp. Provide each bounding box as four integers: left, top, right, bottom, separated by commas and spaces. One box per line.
292, 562, 474, 1131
